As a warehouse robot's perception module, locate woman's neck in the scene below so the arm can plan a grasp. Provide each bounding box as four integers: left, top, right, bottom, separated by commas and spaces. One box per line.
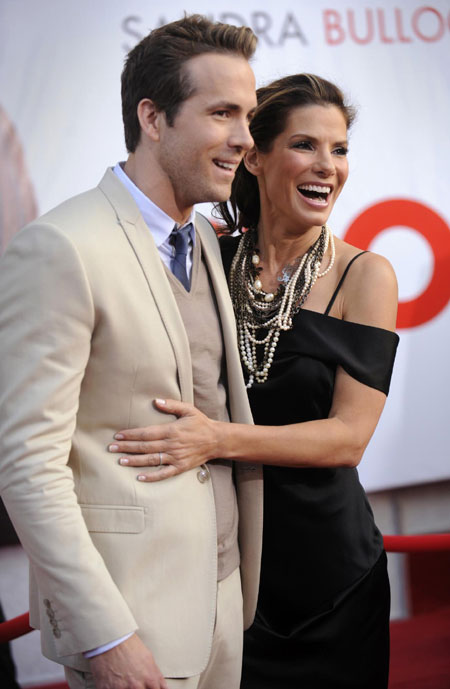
256, 221, 323, 276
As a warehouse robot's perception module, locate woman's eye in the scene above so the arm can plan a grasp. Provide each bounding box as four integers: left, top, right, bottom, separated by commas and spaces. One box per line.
293, 141, 312, 150
334, 146, 348, 156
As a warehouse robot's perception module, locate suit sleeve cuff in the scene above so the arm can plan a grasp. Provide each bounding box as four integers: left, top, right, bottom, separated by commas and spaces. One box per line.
83, 632, 134, 658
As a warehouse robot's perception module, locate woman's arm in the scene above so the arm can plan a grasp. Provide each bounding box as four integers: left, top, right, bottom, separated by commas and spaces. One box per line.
109, 252, 398, 481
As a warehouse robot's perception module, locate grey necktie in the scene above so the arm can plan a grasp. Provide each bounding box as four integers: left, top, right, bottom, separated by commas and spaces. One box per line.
169, 223, 192, 291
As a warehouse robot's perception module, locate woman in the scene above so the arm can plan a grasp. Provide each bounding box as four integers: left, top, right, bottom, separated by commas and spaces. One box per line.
111, 74, 399, 688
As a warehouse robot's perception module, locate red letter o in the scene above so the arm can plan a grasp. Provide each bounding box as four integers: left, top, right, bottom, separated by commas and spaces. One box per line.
412, 6, 445, 42
343, 199, 450, 328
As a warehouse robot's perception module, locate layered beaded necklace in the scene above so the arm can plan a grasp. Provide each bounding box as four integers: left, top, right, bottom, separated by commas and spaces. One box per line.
229, 225, 335, 388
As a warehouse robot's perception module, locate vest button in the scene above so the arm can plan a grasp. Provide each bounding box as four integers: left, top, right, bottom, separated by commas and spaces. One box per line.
197, 466, 210, 483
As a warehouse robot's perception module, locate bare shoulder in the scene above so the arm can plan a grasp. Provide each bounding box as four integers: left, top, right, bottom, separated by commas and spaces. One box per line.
338, 243, 398, 331
347, 249, 397, 292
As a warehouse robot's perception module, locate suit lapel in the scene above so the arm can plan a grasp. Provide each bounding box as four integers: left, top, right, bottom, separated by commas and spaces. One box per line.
195, 214, 251, 423
195, 215, 236, 337
98, 169, 194, 402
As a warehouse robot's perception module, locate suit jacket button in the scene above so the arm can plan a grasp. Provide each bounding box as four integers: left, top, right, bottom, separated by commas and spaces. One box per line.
197, 466, 210, 483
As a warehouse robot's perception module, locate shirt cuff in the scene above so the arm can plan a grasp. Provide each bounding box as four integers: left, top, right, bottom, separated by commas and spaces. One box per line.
83, 632, 134, 658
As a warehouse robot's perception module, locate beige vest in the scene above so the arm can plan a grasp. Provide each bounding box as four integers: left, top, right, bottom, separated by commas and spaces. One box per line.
165, 236, 239, 581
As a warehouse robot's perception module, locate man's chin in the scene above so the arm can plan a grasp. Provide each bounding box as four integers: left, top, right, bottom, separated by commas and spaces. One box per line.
210, 183, 234, 204
191, 182, 234, 207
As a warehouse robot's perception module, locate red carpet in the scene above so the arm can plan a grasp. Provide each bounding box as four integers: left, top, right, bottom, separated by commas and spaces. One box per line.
389, 606, 450, 688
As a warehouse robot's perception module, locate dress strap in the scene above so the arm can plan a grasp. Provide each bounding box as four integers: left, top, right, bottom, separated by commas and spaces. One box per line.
324, 251, 367, 315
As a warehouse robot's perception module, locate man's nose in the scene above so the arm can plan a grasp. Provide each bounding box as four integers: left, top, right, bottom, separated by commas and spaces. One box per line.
229, 119, 254, 152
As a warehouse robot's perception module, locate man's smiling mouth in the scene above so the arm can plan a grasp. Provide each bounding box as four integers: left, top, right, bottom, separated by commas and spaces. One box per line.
214, 159, 238, 172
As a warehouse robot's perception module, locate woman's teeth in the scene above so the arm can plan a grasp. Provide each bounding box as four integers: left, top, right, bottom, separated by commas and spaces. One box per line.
297, 184, 331, 200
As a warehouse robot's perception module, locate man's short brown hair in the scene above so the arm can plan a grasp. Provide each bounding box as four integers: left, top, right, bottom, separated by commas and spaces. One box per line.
121, 14, 257, 153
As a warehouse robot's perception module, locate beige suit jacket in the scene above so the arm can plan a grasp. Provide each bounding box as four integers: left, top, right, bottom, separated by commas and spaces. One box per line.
0, 169, 263, 676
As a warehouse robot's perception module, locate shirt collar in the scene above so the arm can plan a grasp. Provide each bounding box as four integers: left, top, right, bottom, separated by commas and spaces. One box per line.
113, 162, 195, 248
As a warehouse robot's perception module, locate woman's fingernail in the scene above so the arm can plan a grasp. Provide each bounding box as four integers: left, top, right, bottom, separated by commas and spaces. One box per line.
109, 444, 119, 451
119, 458, 129, 465
114, 433, 124, 440
155, 398, 166, 405
137, 475, 147, 481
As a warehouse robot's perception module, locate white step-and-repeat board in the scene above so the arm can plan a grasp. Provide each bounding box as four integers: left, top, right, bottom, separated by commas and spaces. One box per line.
1, 0, 449, 491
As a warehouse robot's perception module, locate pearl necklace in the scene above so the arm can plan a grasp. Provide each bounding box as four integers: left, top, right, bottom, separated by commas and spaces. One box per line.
229, 225, 335, 388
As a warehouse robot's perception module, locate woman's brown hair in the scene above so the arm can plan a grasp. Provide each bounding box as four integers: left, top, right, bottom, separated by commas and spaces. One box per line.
217, 73, 356, 232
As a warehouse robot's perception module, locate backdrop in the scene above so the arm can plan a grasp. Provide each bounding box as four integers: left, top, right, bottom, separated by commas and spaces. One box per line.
1, 0, 449, 491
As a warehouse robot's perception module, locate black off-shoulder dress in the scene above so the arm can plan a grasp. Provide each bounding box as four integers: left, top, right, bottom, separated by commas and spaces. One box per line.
220, 236, 399, 689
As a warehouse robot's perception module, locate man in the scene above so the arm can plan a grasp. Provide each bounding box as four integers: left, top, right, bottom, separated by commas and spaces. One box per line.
0, 15, 262, 689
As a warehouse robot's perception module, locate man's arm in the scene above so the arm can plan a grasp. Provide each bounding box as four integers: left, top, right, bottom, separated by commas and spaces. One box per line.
0, 222, 137, 655
88, 635, 169, 689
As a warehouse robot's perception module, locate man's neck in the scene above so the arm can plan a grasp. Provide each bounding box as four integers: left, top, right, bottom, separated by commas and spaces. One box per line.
123, 153, 192, 225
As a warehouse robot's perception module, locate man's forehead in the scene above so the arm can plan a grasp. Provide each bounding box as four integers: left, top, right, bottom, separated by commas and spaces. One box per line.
185, 52, 255, 87
183, 54, 256, 109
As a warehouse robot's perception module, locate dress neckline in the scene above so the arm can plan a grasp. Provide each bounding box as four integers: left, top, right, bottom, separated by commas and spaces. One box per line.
296, 307, 398, 337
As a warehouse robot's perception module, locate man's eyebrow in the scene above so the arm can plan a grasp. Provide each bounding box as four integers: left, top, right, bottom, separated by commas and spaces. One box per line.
209, 101, 240, 111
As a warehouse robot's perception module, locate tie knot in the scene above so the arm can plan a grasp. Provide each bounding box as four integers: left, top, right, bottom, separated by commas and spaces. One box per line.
169, 223, 192, 291
170, 223, 192, 257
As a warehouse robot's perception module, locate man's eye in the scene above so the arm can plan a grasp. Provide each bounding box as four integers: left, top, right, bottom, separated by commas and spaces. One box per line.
214, 110, 229, 118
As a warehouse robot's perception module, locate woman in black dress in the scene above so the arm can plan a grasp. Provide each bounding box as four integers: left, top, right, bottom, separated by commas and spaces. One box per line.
113, 74, 399, 688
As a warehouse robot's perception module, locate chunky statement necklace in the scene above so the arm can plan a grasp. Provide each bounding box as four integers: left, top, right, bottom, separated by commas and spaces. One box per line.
229, 225, 335, 388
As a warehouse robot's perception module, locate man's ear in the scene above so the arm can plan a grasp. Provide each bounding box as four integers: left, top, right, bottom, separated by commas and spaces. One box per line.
137, 98, 164, 142
244, 146, 262, 176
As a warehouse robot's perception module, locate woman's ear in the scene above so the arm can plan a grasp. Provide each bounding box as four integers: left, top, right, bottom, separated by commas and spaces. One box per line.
137, 98, 163, 142
244, 146, 262, 176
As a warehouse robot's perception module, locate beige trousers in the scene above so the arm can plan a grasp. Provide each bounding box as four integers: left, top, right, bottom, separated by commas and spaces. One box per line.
65, 567, 243, 689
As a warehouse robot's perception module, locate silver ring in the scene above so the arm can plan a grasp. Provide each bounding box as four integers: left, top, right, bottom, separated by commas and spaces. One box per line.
158, 452, 163, 467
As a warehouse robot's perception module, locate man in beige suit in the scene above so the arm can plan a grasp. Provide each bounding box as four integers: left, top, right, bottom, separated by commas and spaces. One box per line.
0, 15, 262, 689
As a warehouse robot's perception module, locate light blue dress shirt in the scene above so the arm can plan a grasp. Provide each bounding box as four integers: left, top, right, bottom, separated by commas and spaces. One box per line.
113, 162, 195, 276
